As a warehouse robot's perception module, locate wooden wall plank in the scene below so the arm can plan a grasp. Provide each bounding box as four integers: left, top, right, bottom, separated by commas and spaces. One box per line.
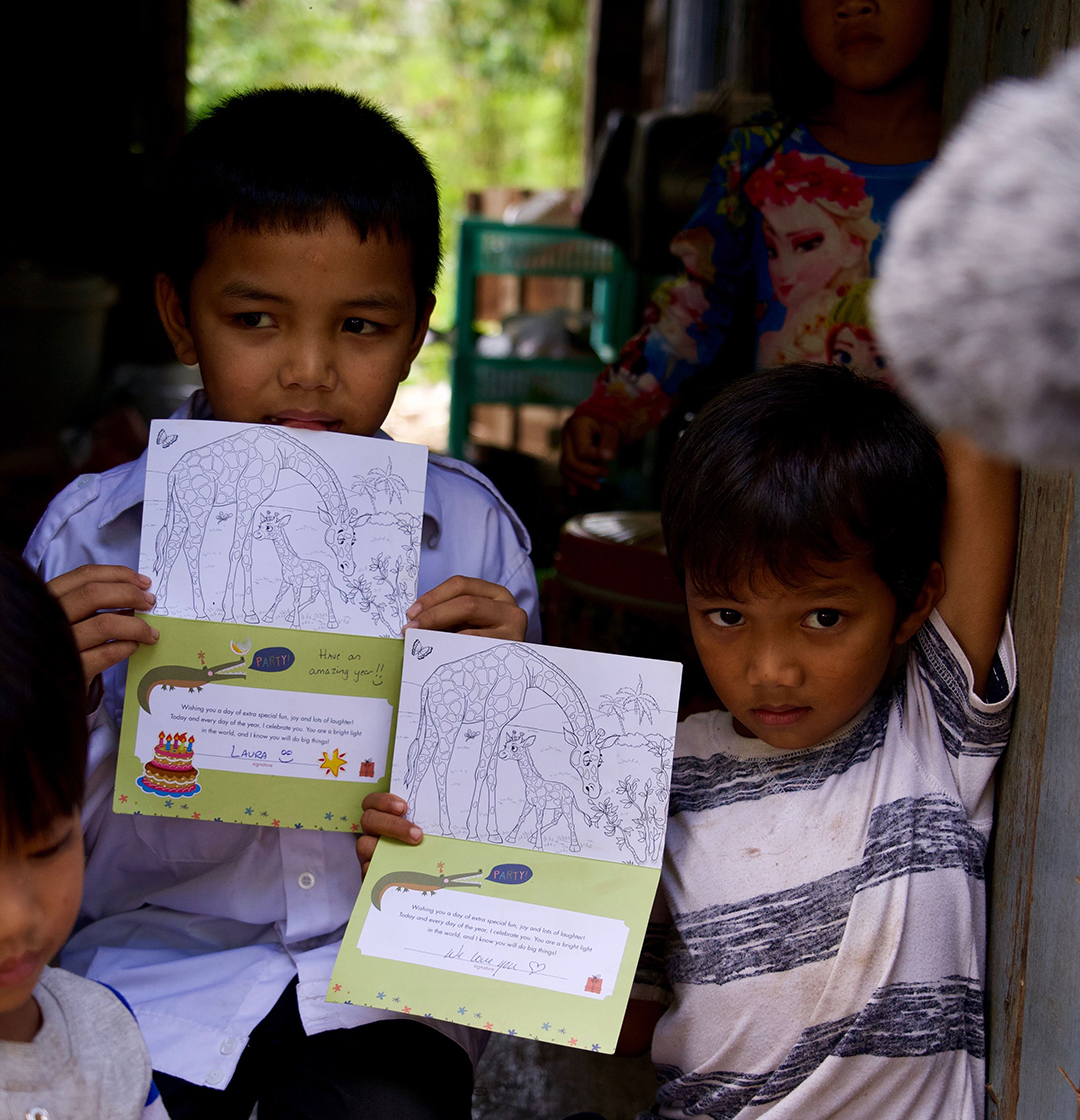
986, 472, 1073, 1119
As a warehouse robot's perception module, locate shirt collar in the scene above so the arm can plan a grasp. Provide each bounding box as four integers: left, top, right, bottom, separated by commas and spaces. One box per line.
96, 391, 443, 544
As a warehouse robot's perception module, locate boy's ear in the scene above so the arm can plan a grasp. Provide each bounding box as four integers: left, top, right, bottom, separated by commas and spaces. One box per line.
402, 294, 436, 376
894, 561, 946, 645
155, 273, 199, 367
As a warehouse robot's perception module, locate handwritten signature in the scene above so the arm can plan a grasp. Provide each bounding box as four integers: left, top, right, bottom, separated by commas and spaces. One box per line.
444, 944, 547, 979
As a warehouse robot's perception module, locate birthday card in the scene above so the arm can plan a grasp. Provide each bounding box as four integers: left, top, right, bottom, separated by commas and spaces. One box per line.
112, 419, 426, 832
328, 630, 682, 1052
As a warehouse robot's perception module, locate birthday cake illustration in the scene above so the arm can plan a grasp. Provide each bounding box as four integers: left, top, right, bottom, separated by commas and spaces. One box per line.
137, 731, 201, 797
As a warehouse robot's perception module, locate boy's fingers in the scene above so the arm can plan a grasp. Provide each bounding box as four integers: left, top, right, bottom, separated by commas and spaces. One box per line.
359, 807, 423, 844
408, 576, 515, 618
81, 640, 144, 684
360, 791, 409, 816
47, 565, 150, 602
71, 612, 159, 654
409, 596, 527, 639
54, 580, 157, 625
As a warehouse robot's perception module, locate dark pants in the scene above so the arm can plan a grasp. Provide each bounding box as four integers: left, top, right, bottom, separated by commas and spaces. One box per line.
155, 981, 474, 1120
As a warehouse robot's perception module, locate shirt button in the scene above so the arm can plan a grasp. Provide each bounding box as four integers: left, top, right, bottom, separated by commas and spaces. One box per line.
220, 1037, 238, 1055
206, 1069, 224, 1085
25, 1108, 50, 1120
298, 871, 317, 890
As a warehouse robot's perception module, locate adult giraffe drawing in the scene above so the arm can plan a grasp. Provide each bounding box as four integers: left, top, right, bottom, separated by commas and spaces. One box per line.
153, 426, 363, 623
404, 644, 615, 842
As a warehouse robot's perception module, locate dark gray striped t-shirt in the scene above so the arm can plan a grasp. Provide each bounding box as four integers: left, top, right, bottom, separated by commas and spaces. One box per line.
634, 611, 1015, 1120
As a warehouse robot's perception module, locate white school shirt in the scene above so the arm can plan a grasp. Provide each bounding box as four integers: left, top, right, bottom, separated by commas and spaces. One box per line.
634, 612, 1015, 1120
23, 391, 539, 1088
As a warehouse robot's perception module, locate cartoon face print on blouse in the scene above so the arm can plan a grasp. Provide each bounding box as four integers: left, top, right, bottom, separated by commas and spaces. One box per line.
825, 281, 889, 376
746, 150, 880, 367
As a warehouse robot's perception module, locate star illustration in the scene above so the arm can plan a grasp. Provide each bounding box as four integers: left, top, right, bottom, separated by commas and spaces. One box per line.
214, 817, 223, 822
569, 1038, 578, 1047
192, 812, 201, 820
294, 823, 303, 829
591, 1044, 601, 1052
325, 812, 334, 821
118, 794, 128, 803
474, 1012, 482, 1019
377, 992, 386, 1000
164, 800, 173, 808
437, 861, 445, 874
351, 823, 361, 832
558, 1027, 566, 1035
484, 1022, 493, 1031
392, 996, 400, 1004
424, 1013, 433, 1019
271, 819, 280, 828
261, 810, 269, 817
244, 807, 254, 816
332, 984, 341, 993
403, 1006, 411, 1014
458, 1007, 467, 1015
339, 815, 347, 822
318, 748, 348, 777
541, 1023, 550, 1031
507, 1029, 516, 1036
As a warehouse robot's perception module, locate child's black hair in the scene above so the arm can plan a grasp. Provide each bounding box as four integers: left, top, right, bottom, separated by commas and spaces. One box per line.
0, 549, 87, 848
766, 0, 950, 119
159, 87, 441, 318
662, 364, 946, 622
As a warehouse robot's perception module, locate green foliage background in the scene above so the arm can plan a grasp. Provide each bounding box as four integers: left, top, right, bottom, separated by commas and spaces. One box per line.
189, 0, 588, 334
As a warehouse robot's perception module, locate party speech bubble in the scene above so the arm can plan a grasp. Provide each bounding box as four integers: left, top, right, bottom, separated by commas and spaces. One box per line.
486, 863, 532, 885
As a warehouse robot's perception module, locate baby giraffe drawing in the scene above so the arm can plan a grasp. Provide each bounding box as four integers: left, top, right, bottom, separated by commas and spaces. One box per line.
499, 731, 597, 853
252, 510, 339, 629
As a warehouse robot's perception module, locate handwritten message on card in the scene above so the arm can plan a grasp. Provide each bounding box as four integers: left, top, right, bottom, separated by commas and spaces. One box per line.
358, 888, 628, 999
134, 684, 393, 783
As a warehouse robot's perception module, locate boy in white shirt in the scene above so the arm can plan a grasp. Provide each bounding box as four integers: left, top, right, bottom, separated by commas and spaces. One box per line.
26, 88, 534, 1118
620, 364, 1018, 1120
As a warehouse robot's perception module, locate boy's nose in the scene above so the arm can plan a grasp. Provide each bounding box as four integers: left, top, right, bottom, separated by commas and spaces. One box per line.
745, 642, 804, 688
836, 0, 878, 18
279, 335, 338, 391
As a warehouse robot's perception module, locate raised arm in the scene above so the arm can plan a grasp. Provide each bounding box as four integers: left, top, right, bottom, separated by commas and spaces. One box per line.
935, 431, 1019, 698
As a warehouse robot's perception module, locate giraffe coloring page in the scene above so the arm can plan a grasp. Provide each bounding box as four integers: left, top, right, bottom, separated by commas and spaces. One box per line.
138, 419, 428, 638
393, 630, 682, 869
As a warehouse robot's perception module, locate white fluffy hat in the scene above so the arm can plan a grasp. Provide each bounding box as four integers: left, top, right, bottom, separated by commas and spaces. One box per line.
874, 51, 1080, 465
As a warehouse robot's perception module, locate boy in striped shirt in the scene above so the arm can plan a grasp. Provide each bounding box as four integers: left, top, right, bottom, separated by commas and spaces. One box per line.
621, 365, 1018, 1120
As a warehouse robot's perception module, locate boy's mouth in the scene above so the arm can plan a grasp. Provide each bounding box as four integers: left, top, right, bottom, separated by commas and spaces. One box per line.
750, 705, 811, 727
269, 411, 343, 432
0, 948, 44, 987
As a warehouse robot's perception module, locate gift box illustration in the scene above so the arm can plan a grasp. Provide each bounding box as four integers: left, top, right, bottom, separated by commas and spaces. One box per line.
585, 975, 603, 994
359, 759, 376, 777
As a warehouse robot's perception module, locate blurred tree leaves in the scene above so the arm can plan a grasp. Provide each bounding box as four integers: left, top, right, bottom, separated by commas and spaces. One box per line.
189, 0, 587, 329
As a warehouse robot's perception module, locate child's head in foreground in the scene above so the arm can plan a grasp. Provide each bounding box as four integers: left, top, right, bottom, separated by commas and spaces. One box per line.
663, 364, 946, 750
156, 86, 441, 438
0, 550, 88, 1041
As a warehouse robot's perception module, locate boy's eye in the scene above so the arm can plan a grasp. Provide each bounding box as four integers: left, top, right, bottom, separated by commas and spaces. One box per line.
806, 609, 842, 629
342, 317, 378, 335
235, 312, 274, 329
29, 828, 74, 860
707, 608, 743, 627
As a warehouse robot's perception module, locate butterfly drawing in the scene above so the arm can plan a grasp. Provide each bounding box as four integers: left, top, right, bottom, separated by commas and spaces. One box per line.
411, 637, 433, 660
156, 429, 179, 449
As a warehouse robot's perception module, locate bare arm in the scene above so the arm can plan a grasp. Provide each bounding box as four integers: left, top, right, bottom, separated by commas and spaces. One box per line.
936, 431, 1019, 698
